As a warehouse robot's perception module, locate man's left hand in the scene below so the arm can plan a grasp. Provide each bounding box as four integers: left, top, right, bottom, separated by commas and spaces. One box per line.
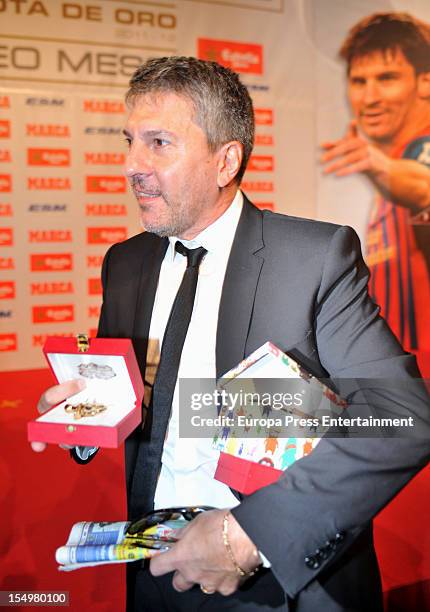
150, 509, 261, 596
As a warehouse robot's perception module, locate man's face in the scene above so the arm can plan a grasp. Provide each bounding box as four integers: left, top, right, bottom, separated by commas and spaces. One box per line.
348, 48, 419, 143
124, 92, 222, 238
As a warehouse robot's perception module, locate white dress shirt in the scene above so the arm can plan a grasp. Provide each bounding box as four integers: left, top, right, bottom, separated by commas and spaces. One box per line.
150, 191, 243, 510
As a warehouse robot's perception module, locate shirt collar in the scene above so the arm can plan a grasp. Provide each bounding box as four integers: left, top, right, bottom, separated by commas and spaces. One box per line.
167, 190, 243, 262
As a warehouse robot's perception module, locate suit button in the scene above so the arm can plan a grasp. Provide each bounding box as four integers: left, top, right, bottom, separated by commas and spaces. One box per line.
305, 555, 320, 570
315, 547, 329, 560
335, 532, 345, 542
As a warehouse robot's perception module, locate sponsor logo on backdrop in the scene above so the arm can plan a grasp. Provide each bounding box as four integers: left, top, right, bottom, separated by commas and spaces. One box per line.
86, 176, 126, 193
254, 202, 274, 211
86, 203, 127, 216
26, 124, 70, 137
198, 39, 263, 74
0, 258, 14, 270
84, 152, 125, 165
87, 227, 127, 244
0, 96, 10, 108
28, 148, 71, 166
88, 305, 101, 318
254, 109, 273, 125
88, 278, 102, 295
0, 120, 11, 138
0, 150, 11, 162
0, 175, 12, 192
28, 177, 71, 190
0, 399, 22, 409
0, 333, 17, 351
87, 255, 103, 267
84, 127, 121, 136
83, 100, 125, 113
26, 98, 65, 106
0, 281, 15, 299
254, 134, 273, 146
248, 156, 274, 172
30, 253, 73, 272
32, 333, 74, 347
241, 180, 274, 192
31, 282, 74, 295
0, 228, 13, 246
29, 230, 72, 243
32, 305, 74, 324
0, 310, 12, 319
28, 203, 67, 212
0, 203, 12, 216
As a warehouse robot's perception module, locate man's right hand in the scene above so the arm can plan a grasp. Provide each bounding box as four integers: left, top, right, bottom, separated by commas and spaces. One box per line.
31, 379, 86, 453
320, 120, 389, 179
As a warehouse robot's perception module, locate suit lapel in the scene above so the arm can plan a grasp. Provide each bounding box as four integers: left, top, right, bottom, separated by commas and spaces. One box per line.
126, 234, 168, 502
131, 235, 168, 376
216, 197, 265, 378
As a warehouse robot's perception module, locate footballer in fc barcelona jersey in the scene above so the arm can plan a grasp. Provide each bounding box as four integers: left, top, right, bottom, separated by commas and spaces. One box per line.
321, 12, 430, 376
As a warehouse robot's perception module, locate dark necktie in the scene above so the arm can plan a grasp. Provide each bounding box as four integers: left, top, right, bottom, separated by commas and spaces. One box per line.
129, 242, 207, 518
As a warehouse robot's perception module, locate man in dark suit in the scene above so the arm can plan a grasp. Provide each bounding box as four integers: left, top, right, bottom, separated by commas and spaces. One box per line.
33, 57, 429, 611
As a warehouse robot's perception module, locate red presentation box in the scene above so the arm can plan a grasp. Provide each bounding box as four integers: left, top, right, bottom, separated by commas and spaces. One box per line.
27, 336, 144, 448
216, 453, 282, 495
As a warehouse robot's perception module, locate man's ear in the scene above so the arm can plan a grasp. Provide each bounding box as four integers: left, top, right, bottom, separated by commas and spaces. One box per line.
217, 142, 243, 188
417, 71, 430, 100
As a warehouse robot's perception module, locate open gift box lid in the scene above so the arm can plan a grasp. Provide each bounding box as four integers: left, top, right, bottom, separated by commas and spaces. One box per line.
27, 335, 144, 449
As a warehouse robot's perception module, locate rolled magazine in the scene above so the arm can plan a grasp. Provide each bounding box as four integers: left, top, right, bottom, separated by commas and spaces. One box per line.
56, 519, 183, 571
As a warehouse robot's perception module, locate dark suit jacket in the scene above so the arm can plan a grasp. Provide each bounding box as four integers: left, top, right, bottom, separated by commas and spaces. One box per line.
96, 195, 430, 611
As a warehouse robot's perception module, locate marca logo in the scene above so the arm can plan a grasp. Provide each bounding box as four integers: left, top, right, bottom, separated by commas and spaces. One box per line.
26, 124, 70, 137
0, 333, 17, 351
254, 134, 273, 146
88, 277, 102, 295
0, 257, 14, 270
0, 281, 15, 299
84, 127, 121, 136
0, 96, 10, 108
254, 201, 274, 211
241, 180, 273, 192
31, 281, 74, 295
0, 203, 12, 216
26, 98, 65, 106
28, 148, 71, 167
0, 150, 11, 163
198, 38, 263, 74
29, 230, 72, 243
0, 120, 10, 138
86, 203, 127, 216
0, 228, 13, 246
87, 227, 127, 244
28, 177, 71, 190
28, 204, 67, 213
30, 253, 73, 272
32, 332, 74, 347
254, 109, 273, 126
248, 156, 274, 172
84, 152, 125, 165
83, 100, 126, 113
88, 305, 101, 318
33, 304, 74, 324
87, 255, 103, 268
0, 175, 12, 192
86, 176, 126, 193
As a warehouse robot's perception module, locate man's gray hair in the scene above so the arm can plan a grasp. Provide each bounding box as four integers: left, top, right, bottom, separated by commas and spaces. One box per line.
126, 56, 254, 183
